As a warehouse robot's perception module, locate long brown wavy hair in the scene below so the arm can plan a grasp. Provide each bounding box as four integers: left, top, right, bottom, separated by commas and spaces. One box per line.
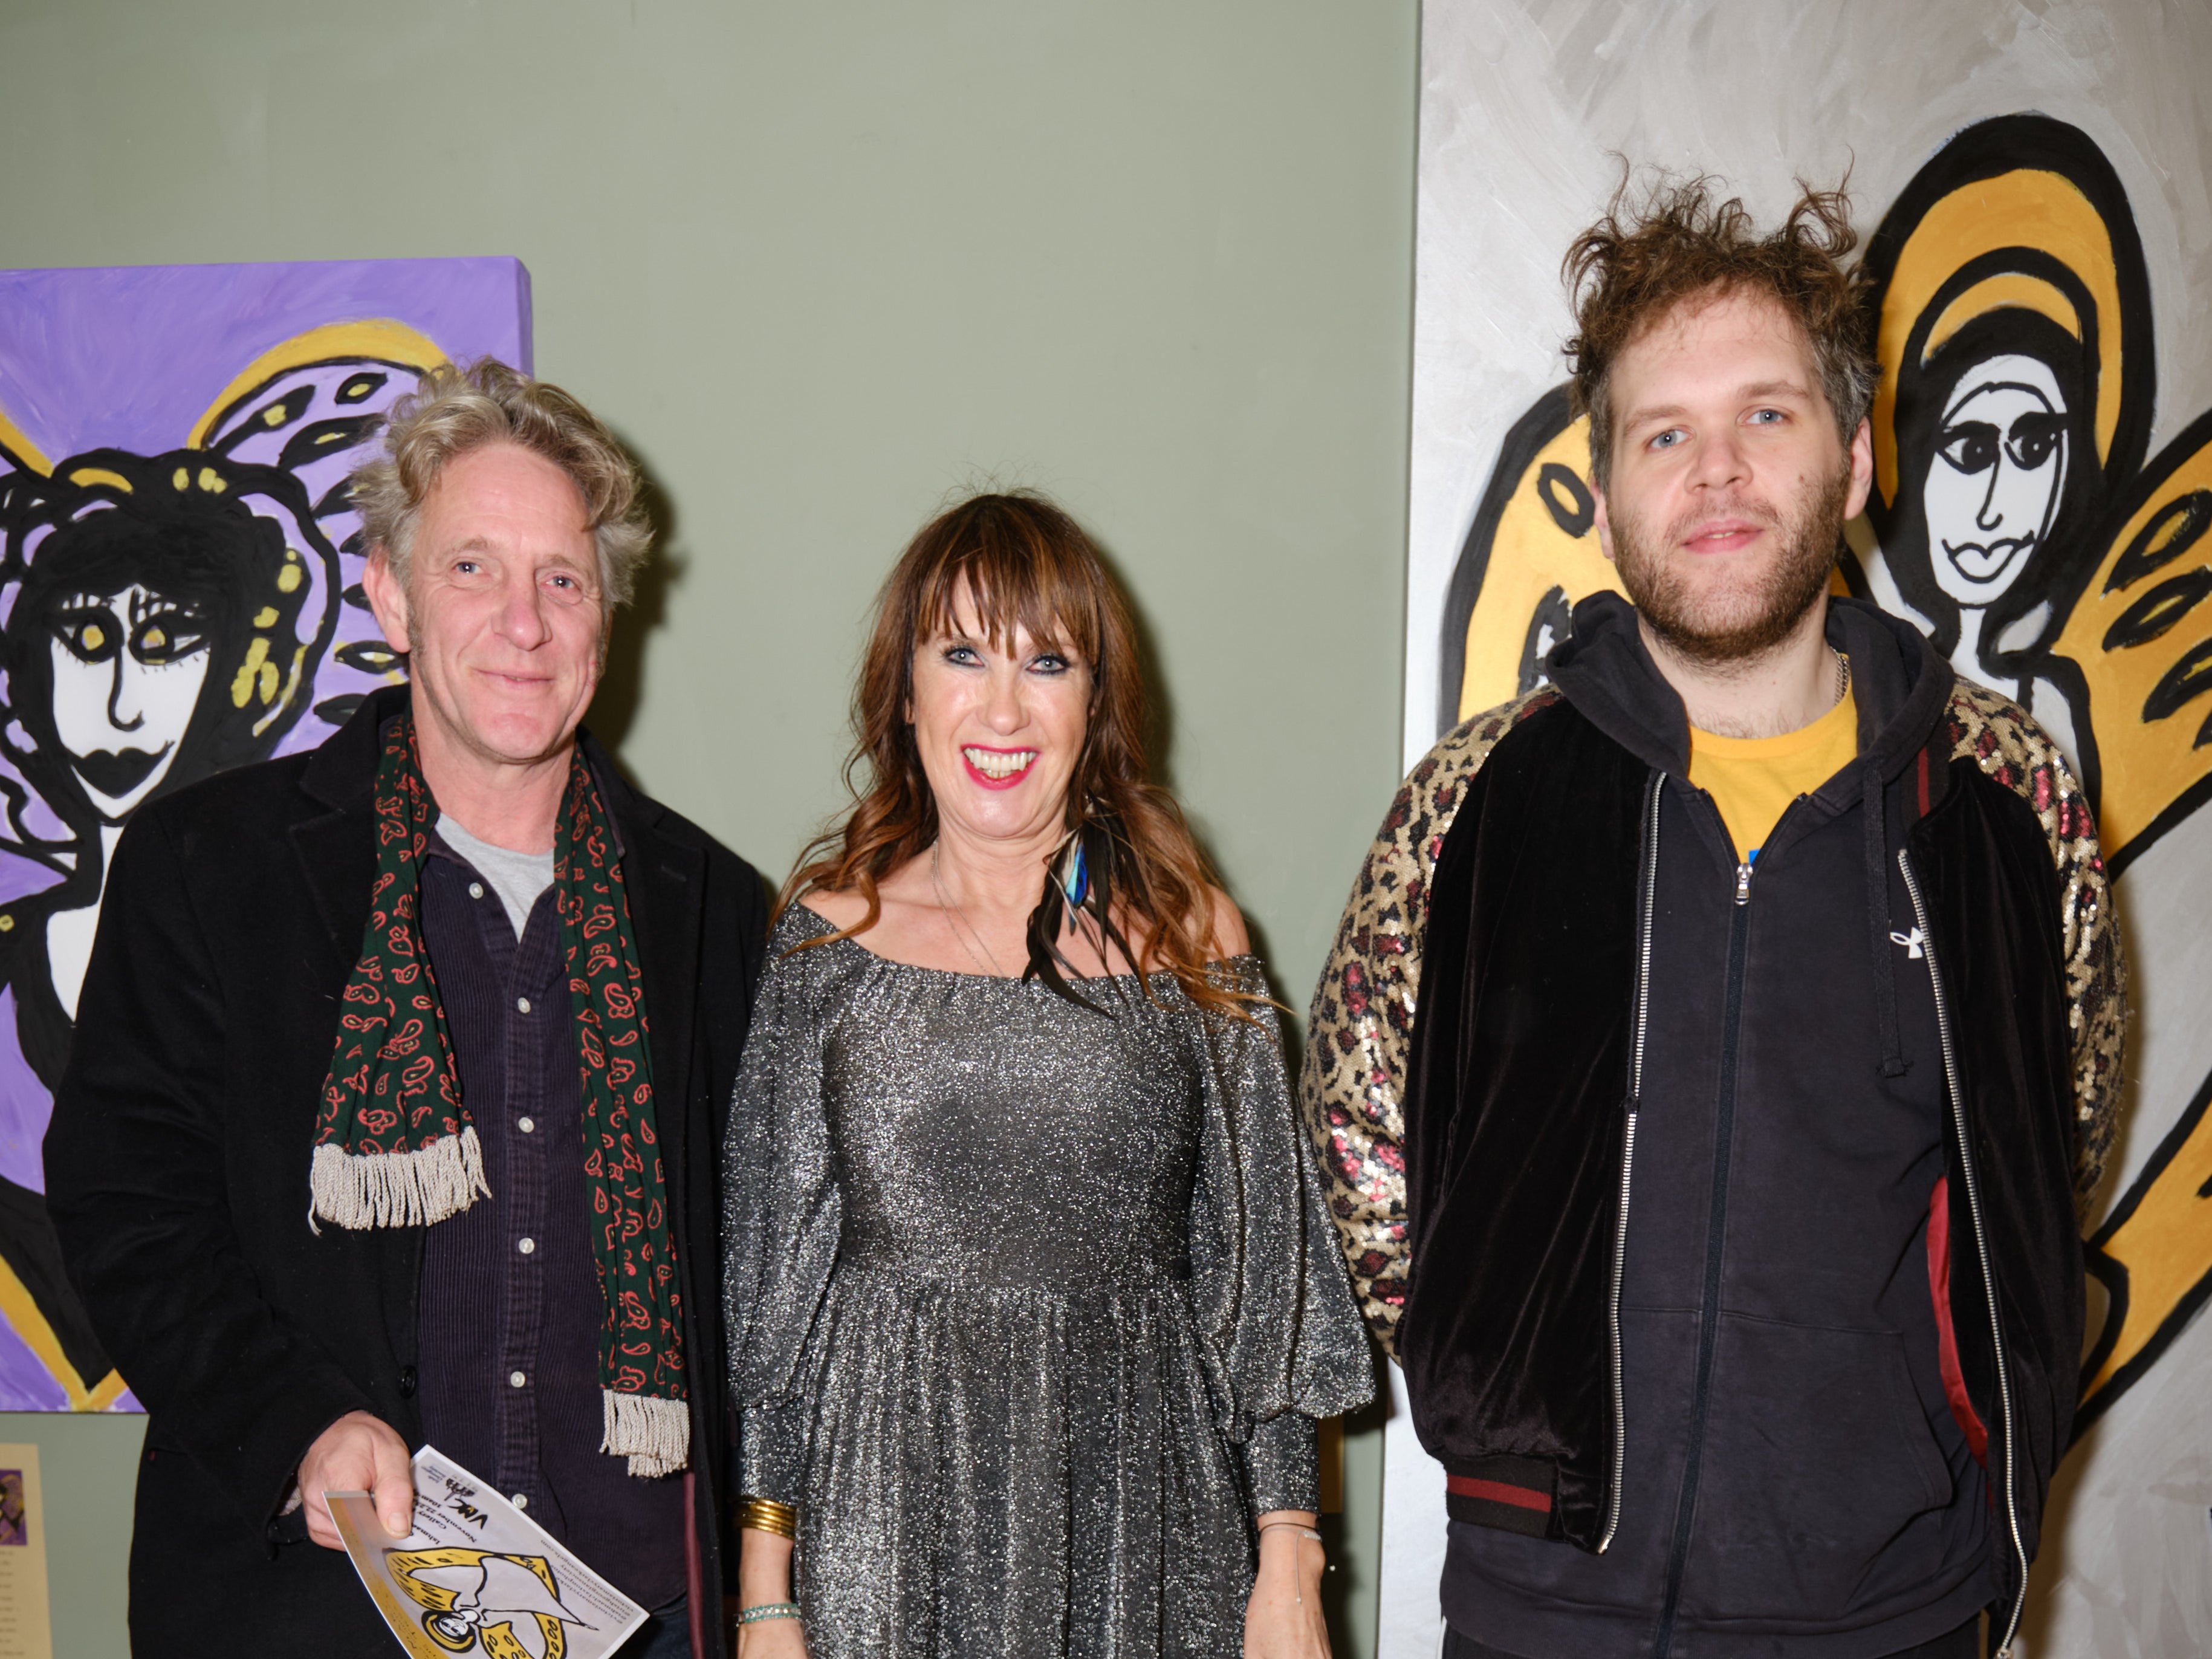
778, 491, 1251, 1017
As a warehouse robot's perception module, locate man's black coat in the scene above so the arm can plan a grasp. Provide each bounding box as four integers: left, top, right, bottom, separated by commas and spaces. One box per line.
44, 686, 768, 1656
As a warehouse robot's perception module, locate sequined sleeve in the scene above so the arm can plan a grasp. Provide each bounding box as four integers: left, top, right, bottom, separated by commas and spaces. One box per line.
1943, 683, 2129, 1212
722, 909, 845, 1504
1185, 959, 1376, 1511
1297, 692, 1555, 1355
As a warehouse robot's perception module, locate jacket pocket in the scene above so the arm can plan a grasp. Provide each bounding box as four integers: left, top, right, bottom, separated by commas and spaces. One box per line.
1676, 1313, 1954, 1623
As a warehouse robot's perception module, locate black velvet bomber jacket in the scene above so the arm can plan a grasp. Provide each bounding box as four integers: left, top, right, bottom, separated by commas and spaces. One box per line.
1302, 596, 2126, 1657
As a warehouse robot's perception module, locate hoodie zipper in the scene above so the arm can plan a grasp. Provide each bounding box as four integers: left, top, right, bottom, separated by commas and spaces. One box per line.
1652, 790, 1766, 1656
1898, 848, 2028, 1656
1600, 770, 1664, 1554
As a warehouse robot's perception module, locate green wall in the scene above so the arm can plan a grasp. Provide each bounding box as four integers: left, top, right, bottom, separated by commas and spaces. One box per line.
0, 2, 1416, 1652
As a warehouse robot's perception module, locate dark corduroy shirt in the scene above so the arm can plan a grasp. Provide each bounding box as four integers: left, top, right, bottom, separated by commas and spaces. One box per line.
414, 834, 686, 1611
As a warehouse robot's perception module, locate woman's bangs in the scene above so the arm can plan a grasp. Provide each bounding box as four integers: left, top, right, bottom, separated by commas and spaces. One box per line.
913, 541, 1098, 666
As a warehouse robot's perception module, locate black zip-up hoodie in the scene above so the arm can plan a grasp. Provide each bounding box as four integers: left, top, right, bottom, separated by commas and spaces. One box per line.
1302, 595, 2127, 1658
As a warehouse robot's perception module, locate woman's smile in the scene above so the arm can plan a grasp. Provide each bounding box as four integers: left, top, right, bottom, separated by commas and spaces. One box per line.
959, 745, 1038, 787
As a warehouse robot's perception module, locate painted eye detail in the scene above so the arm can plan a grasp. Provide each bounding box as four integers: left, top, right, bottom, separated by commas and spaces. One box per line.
1937, 421, 2001, 475
2008, 412, 2065, 469
53, 608, 123, 663
132, 611, 210, 665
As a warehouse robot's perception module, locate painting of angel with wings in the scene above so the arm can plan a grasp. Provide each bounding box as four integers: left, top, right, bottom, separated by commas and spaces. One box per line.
0, 258, 530, 1412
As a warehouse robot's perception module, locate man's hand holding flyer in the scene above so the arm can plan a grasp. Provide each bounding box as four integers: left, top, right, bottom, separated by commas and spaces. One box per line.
327, 1446, 646, 1659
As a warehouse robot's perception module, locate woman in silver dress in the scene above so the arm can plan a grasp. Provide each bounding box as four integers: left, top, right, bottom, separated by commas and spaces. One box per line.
723, 493, 1373, 1658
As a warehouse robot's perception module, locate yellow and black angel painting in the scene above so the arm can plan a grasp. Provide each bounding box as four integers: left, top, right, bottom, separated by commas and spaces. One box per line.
1437, 111, 2212, 1436
1866, 114, 2212, 1429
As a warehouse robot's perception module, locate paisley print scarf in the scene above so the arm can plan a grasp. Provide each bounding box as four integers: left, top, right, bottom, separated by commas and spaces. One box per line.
307, 715, 687, 1476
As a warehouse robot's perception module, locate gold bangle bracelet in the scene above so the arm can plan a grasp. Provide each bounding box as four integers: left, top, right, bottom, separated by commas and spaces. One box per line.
738, 1497, 799, 1539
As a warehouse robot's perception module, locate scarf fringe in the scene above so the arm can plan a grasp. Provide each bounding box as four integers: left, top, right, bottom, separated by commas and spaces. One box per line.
309, 1129, 490, 1232
602, 1388, 690, 1478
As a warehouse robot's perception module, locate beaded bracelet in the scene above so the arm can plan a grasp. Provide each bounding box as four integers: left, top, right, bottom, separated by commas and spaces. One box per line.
738, 1602, 803, 1625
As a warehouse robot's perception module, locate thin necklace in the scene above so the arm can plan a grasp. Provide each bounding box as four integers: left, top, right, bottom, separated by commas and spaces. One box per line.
930, 845, 1005, 976
1832, 646, 1851, 707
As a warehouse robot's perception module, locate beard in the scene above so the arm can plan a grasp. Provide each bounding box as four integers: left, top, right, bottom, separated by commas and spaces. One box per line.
1611, 464, 1852, 666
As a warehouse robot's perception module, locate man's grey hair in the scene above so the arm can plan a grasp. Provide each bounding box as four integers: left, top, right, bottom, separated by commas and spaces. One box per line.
349, 357, 652, 608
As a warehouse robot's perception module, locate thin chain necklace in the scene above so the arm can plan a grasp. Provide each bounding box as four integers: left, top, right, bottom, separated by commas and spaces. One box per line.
1832, 646, 1851, 707
930, 845, 1005, 976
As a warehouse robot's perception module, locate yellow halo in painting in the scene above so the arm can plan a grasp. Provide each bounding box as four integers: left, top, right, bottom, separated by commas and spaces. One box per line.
1923, 272, 2081, 360
186, 317, 446, 450
1872, 168, 2125, 505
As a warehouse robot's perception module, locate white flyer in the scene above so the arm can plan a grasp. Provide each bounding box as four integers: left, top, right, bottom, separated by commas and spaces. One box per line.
328, 1444, 647, 1659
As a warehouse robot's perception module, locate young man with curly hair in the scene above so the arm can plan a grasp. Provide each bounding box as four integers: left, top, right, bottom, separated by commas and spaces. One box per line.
1305, 182, 2125, 1658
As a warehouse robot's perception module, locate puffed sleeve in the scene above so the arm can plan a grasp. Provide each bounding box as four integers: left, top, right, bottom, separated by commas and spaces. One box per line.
722, 912, 844, 1505
1185, 961, 1375, 1515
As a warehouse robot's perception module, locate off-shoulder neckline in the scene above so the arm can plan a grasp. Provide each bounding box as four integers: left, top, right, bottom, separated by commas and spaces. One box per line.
780, 900, 1262, 987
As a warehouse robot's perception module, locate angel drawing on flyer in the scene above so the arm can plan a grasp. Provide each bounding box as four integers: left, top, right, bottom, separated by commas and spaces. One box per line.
387, 1545, 602, 1659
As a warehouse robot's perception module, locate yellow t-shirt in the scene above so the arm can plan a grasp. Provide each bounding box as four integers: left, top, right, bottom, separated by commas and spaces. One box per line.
1688, 683, 1859, 863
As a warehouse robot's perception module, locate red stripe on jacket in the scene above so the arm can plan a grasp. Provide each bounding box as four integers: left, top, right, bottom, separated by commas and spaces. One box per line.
1927, 1174, 1990, 1466
1446, 1475, 1552, 1514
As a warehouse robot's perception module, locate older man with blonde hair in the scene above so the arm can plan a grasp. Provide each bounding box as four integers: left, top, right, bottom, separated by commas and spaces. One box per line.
47, 359, 767, 1657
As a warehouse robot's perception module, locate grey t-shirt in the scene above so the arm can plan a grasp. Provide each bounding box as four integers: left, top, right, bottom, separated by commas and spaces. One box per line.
436, 814, 556, 941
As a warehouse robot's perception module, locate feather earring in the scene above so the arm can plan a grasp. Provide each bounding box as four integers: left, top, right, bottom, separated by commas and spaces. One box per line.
1052, 822, 1090, 911
1023, 800, 1135, 1013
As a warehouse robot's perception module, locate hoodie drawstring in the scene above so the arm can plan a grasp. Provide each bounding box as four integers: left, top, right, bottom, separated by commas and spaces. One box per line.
1863, 758, 1910, 1079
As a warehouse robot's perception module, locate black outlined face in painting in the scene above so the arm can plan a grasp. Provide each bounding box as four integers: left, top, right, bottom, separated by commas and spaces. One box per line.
1860, 113, 2152, 719
1924, 354, 2069, 608
0, 449, 332, 856
46, 585, 213, 817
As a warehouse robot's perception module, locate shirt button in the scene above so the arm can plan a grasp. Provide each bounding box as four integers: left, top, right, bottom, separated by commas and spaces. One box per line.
517, 1237, 535, 1255
469, 881, 485, 900
511, 1493, 529, 1511
509, 1371, 527, 1388
516, 996, 532, 1015
518, 1117, 535, 1134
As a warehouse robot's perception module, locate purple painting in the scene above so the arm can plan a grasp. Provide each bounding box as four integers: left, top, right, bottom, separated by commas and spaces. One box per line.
0, 257, 531, 1411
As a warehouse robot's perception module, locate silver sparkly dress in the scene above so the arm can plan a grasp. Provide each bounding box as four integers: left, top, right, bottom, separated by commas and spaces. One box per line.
724, 906, 1373, 1658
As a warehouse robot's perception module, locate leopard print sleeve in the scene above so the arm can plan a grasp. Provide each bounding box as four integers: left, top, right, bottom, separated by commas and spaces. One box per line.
1298, 690, 1556, 1355
1943, 682, 2129, 1213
